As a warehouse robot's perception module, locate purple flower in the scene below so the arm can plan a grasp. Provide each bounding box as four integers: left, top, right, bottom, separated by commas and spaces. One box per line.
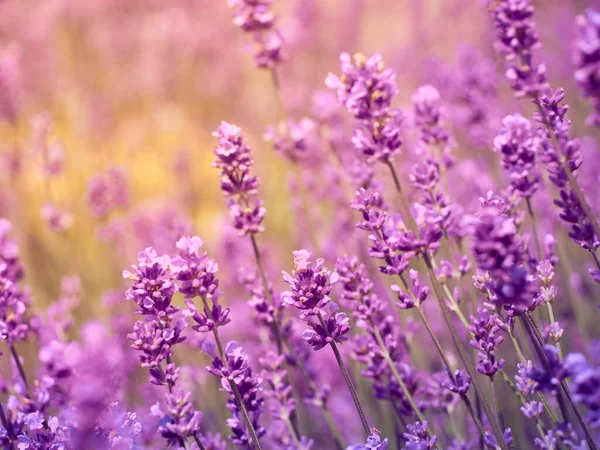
208, 341, 266, 447
152, 388, 202, 446
468, 308, 505, 378
471, 208, 533, 312
86, 166, 129, 219
282, 250, 339, 319
402, 421, 438, 450
302, 305, 350, 351
491, 0, 548, 97
213, 121, 266, 236
391, 269, 429, 310
227, 0, 286, 69
411, 85, 455, 167
574, 8, 600, 127
527, 345, 567, 392
484, 428, 513, 450
264, 118, 318, 163
326, 53, 403, 163
123, 247, 177, 317
347, 428, 389, 450
493, 114, 540, 198
442, 369, 471, 395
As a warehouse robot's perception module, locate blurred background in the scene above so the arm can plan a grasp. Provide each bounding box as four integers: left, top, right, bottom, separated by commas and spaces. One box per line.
1, 0, 599, 446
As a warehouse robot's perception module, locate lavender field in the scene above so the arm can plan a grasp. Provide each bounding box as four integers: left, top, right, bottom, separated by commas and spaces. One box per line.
1, 0, 600, 449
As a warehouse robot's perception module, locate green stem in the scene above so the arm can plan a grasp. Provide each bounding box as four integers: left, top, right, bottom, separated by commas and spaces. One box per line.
317, 312, 370, 437
525, 197, 544, 260
193, 435, 206, 450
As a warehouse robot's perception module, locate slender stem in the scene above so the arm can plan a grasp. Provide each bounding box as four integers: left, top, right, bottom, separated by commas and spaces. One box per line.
200, 296, 263, 450
560, 381, 598, 450
533, 98, 600, 240
525, 197, 543, 260
317, 312, 370, 437
9, 345, 31, 397
0, 402, 15, 450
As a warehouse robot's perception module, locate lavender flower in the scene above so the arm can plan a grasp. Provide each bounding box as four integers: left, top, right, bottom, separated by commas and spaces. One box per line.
468, 308, 505, 378
471, 208, 533, 312
326, 53, 403, 163
213, 121, 266, 236
227, 0, 285, 69
493, 114, 540, 199
574, 8, 600, 127
282, 250, 338, 319
207, 341, 266, 447
411, 84, 455, 167
152, 388, 202, 446
491, 0, 548, 97
348, 428, 389, 450
402, 421, 438, 450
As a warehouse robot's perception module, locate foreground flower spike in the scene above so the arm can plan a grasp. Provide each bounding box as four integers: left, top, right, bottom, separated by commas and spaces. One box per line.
574, 8, 600, 127
213, 121, 266, 236
282, 250, 371, 437
227, 0, 285, 69
326, 52, 403, 164
402, 421, 438, 450
468, 308, 505, 378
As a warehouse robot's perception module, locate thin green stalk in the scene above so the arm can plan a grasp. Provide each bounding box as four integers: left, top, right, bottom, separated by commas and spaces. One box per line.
317, 312, 370, 437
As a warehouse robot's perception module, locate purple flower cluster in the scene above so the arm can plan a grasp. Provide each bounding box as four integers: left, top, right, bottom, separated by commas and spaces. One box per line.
326, 53, 403, 163
86, 166, 130, 219
207, 341, 266, 447
491, 0, 548, 97
468, 308, 506, 378
228, 0, 285, 69
471, 208, 533, 312
493, 114, 540, 199
411, 85, 455, 168
0, 219, 33, 347
213, 121, 266, 236
574, 8, 600, 127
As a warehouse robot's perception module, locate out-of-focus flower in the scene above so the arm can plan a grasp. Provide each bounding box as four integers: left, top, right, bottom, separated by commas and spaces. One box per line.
86, 166, 130, 219
574, 8, 600, 127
